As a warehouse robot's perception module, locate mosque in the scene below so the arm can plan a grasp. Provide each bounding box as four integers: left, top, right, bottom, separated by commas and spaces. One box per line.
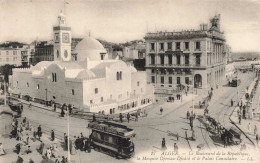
10, 12, 154, 114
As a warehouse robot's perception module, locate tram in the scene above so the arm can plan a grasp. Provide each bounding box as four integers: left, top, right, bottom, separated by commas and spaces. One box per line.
228, 77, 241, 87
88, 121, 135, 158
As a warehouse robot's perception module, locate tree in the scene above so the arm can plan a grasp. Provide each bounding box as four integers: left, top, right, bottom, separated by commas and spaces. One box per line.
0, 64, 15, 83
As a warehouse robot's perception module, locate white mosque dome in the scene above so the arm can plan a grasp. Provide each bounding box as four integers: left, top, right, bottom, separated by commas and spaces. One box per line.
75, 36, 107, 61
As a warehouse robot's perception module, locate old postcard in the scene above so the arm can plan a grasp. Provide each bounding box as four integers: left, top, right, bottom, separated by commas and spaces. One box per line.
0, 0, 260, 162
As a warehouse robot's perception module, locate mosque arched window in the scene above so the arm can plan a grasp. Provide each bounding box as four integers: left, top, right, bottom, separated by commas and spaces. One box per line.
57, 50, 59, 58
120, 71, 122, 80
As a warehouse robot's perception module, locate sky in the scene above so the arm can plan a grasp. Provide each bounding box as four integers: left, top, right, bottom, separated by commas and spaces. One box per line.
0, 0, 259, 52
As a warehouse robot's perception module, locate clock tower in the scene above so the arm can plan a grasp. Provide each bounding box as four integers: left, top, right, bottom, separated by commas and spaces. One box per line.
53, 11, 71, 62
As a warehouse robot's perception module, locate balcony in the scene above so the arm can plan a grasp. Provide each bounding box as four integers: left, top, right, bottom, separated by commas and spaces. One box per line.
146, 64, 206, 69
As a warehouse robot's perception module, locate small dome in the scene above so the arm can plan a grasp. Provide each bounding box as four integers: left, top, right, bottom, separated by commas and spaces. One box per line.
74, 36, 107, 61
76, 69, 96, 79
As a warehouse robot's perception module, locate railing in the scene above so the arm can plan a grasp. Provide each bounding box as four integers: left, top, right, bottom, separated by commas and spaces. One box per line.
147, 64, 205, 68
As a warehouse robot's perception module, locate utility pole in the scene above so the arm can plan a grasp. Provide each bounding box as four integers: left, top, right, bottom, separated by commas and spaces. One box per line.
4, 76, 6, 105
67, 108, 70, 162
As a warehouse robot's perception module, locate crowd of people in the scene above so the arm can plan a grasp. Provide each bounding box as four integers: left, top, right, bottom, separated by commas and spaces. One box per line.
9, 115, 72, 163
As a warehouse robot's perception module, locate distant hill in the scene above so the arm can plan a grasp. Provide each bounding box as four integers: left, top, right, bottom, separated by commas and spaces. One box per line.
232, 52, 260, 61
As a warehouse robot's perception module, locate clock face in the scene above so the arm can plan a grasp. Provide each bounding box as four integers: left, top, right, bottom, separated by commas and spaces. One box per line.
64, 50, 68, 58
54, 33, 59, 43
62, 33, 70, 43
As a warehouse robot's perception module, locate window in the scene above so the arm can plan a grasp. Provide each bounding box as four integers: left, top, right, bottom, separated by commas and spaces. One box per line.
160, 55, 164, 65
195, 41, 201, 50
6, 51, 9, 55
0, 58, 2, 62
151, 69, 155, 74
161, 76, 164, 84
6, 58, 9, 62
137, 81, 140, 86
37, 84, 39, 89
176, 55, 181, 65
168, 55, 172, 64
100, 54, 104, 60
90, 100, 93, 104
160, 43, 164, 50
101, 97, 103, 102
72, 89, 74, 95
169, 77, 172, 84
120, 71, 122, 80
52, 73, 57, 82
177, 77, 181, 84
151, 54, 155, 65
95, 88, 98, 94
151, 43, 155, 50
176, 42, 180, 50
185, 55, 189, 65
185, 42, 189, 50
13, 51, 17, 55
116, 72, 122, 80
151, 76, 155, 83
196, 54, 201, 65
168, 42, 172, 50
57, 50, 59, 58
116, 72, 119, 80
185, 77, 189, 84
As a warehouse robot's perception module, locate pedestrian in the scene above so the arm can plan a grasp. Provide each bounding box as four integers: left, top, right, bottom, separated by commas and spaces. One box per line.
224, 136, 228, 148
190, 122, 193, 130
51, 130, 55, 141
38, 141, 44, 155
92, 113, 96, 122
68, 104, 72, 114
119, 113, 123, 123
26, 146, 32, 154
135, 113, 138, 122
248, 123, 251, 133
187, 111, 190, 119
29, 159, 34, 163
64, 133, 68, 150
254, 125, 257, 136
161, 138, 166, 150
174, 143, 178, 154
61, 156, 66, 163
192, 129, 195, 140
239, 115, 241, 125
185, 131, 187, 139
231, 99, 233, 107
54, 104, 56, 112
127, 113, 130, 123
26, 133, 30, 145
256, 134, 259, 145
15, 143, 21, 154
16, 156, 23, 163
23, 117, 26, 124
37, 125, 42, 141
176, 133, 179, 141
46, 147, 51, 159
61, 108, 65, 117
160, 107, 163, 115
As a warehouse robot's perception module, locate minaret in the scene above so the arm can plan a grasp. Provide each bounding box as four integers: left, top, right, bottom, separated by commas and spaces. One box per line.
53, 10, 71, 62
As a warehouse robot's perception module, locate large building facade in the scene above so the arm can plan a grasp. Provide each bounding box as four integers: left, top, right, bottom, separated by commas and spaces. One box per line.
145, 15, 226, 91
0, 48, 22, 66
11, 12, 154, 114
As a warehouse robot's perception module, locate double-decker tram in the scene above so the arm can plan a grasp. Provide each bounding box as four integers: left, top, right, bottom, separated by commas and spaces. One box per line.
88, 121, 135, 159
